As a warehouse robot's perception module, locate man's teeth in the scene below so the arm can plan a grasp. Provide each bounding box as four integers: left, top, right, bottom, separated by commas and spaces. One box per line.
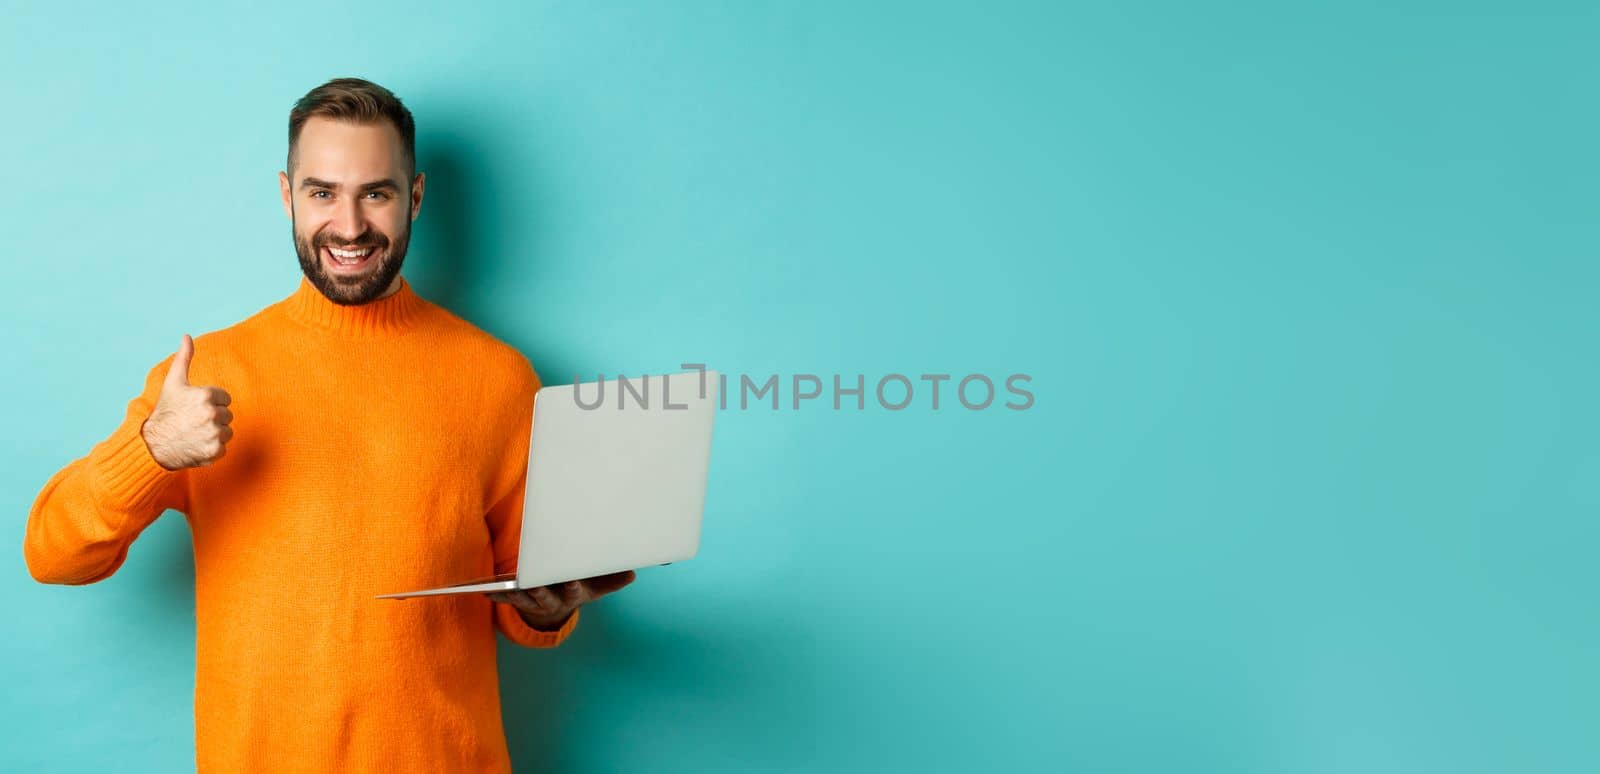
328, 246, 372, 264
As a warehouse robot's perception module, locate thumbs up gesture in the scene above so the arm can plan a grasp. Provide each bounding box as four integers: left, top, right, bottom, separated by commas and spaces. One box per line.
141, 334, 234, 470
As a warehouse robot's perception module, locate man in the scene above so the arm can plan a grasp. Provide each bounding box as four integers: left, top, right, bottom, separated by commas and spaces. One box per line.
23, 77, 634, 773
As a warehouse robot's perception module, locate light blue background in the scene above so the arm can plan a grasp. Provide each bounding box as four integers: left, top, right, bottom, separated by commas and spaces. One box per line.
2, 1, 1595, 771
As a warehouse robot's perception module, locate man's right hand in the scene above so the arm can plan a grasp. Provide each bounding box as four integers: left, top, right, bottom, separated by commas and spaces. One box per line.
141, 334, 234, 470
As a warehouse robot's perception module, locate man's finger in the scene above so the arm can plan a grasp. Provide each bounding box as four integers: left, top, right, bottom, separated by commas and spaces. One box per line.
165, 334, 194, 388
557, 580, 583, 607
208, 387, 232, 407
486, 591, 537, 615
583, 570, 637, 600
530, 585, 563, 611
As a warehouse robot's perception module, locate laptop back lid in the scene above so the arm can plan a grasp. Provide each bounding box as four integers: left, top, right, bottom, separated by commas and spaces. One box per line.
514, 370, 718, 588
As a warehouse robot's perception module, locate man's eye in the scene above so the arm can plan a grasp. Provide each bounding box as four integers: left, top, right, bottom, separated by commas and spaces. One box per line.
311, 190, 330, 199
365, 191, 389, 200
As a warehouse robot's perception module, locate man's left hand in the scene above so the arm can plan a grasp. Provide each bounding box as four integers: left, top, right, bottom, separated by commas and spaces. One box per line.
487, 570, 637, 631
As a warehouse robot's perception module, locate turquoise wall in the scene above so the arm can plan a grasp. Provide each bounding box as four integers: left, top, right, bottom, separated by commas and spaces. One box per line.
3, 1, 1595, 771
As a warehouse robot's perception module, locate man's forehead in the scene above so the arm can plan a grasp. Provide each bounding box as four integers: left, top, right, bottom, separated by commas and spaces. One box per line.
294, 116, 407, 176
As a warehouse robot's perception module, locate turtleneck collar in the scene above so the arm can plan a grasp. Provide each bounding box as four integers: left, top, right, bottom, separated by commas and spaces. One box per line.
277, 275, 429, 337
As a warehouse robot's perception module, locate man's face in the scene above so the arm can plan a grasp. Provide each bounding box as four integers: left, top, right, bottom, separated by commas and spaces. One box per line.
278, 117, 425, 305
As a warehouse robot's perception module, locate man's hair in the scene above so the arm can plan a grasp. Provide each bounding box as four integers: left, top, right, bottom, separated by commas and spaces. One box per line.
287, 77, 416, 179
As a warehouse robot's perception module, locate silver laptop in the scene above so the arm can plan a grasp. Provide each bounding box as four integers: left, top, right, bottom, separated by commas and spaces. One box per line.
376, 370, 718, 599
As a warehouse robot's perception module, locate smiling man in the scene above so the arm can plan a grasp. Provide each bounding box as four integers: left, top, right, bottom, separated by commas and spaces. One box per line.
23, 77, 633, 773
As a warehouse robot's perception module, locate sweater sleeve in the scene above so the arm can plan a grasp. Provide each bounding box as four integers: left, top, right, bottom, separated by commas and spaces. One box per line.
486, 358, 579, 648
23, 355, 189, 585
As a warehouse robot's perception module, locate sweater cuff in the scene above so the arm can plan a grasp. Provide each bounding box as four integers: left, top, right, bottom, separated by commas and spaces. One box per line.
495, 602, 580, 648
89, 419, 182, 513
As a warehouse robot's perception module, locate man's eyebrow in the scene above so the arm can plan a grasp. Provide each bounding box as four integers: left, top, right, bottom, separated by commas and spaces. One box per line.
298, 177, 402, 191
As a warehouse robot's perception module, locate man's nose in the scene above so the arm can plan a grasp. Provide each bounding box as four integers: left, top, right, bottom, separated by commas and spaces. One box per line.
330, 196, 364, 240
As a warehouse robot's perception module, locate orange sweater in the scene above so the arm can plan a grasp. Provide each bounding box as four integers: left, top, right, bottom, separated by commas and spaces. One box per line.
24, 275, 578, 773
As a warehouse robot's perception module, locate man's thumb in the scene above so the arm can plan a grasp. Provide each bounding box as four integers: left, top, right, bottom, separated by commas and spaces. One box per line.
166, 334, 193, 387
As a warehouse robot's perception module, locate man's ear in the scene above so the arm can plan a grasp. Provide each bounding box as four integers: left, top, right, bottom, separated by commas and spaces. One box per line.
278, 171, 293, 220
410, 172, 426, 221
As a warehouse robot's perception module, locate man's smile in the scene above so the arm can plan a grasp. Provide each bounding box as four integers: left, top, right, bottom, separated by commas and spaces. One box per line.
322, 243, 379, 274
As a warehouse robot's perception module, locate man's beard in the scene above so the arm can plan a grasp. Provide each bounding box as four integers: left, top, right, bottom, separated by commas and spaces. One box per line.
292, 214, 410, 306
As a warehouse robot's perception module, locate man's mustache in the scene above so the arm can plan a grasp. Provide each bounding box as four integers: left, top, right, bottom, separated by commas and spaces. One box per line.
316, 236, 386, 249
